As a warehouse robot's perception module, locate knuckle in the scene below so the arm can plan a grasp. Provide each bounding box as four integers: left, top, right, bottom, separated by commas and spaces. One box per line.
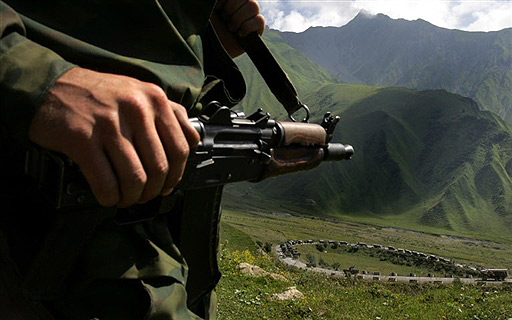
145, 83, 166, 99
175, 140, 190, 161
96, 110, 120, 134
124, 92, 148, 115
257, 13, 265, 23
145, 83, 169, 109
67, 127, 94, 147
239, 14, 265, 36
117, 169, 147, 207
116, 86, 151, 117
169, 100, 186, 113
254, 14, 265, 28
147, 158, 169, 179
127, 168, 148, 188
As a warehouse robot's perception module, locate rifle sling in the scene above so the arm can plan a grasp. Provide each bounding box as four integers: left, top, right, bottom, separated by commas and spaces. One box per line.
236, 32, 303, 117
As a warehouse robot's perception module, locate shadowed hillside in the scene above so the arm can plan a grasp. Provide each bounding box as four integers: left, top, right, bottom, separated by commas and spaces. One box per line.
226, 30, 512, 239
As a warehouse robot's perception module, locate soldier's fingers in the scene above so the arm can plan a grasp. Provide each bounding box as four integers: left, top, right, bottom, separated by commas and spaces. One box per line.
226, 0, 262, 34
155, 102, 192, 195
238, 14, 265, 37
172, 103, 200, 147
133, 119, 168, 204
72, 145, 120, 207
104, 136, 147, 208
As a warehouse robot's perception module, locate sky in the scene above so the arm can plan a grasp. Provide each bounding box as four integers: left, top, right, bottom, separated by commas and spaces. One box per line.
258, 0, 512, 32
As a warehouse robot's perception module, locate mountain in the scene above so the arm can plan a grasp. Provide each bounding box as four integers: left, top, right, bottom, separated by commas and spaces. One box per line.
275, 12, 512, 124
224, 29, 512, 239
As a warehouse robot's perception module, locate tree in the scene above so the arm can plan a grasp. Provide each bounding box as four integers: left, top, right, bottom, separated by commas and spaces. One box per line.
306, 254, 317, 268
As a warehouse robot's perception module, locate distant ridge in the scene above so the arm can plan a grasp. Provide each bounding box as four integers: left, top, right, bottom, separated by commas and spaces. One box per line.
275, 12, 512, 124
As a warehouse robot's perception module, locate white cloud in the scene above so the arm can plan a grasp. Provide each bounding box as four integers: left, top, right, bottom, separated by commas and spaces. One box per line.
464, 2, 512, 31
259, 0, 512, 32
280, 10, 309, 31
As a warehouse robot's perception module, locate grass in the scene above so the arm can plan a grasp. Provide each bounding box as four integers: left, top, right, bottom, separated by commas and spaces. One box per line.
220, 221, 259, 253
216, 210, 512, 319
216, 248, 512, 320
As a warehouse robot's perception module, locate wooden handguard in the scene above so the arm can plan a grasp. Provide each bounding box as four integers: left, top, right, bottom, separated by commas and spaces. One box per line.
261, 122, 334, 179
262, 148, 324, 179
279, 122, 327, 146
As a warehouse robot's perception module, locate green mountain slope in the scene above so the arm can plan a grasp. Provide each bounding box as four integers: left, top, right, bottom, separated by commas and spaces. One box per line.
224, 32, 512, 239
276, 12, 512, 124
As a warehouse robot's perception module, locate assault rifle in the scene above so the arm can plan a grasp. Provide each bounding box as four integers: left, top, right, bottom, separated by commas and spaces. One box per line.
25, 101, 353, 222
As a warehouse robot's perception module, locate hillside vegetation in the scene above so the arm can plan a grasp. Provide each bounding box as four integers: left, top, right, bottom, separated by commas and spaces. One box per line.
217, 248, 512, 320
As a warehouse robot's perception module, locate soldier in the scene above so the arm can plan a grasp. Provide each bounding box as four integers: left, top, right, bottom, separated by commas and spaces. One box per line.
0, 0, 264, 319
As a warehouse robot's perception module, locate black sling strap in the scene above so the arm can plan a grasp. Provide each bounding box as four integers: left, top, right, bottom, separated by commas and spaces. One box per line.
236, 33, 310, 122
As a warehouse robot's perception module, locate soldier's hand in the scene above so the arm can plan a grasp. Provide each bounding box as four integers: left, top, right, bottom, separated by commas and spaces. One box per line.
212, 0, 265, 57
28, 67, 200, 208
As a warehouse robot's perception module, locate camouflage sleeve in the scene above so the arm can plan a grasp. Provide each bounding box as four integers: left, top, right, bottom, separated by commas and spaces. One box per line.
0, 1, 76, 145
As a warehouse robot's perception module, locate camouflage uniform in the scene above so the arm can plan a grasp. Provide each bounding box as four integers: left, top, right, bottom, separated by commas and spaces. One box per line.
0, 1, 245, 319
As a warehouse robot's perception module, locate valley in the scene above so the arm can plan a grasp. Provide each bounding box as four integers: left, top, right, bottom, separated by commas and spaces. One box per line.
220, 210, 512, 272
217, 210, 512, 319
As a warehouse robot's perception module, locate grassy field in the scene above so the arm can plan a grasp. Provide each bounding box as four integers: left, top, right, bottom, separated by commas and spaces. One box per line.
296, 244, 441, 277
216, 209, 512, 319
